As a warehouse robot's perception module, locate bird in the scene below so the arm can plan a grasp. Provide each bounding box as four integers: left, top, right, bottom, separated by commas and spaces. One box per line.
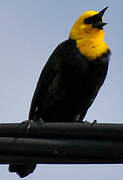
9, 7, 111, 177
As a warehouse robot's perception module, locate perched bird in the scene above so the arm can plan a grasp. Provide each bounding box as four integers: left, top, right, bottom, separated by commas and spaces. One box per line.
9, 7, 111, 177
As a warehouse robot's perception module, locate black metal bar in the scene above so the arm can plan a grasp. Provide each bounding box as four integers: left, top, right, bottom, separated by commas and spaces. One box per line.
0, 122, 122, 164
0, 137, 123, 164
0, 121, 123, 140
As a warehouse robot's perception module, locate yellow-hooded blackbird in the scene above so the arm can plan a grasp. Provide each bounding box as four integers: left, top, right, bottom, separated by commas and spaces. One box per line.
9, 7, 111, 177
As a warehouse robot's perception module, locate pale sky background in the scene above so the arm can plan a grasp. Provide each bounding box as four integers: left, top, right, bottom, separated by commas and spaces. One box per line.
0, 0, 123, 180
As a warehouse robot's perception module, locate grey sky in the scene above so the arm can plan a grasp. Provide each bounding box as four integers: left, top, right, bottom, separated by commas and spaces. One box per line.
0, 0, 123, 179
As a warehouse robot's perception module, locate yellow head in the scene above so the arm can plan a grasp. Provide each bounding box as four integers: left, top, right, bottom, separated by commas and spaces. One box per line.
70, 7, 109, 60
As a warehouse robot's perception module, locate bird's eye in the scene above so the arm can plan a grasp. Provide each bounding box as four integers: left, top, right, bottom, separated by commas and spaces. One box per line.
84, 17, 92, 24
84, 15, 103, 25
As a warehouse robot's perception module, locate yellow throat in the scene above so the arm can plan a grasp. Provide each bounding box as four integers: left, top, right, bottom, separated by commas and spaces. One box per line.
69, 10, 109, 60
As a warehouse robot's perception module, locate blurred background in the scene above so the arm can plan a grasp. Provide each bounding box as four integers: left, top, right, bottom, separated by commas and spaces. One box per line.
0, 0, 123, 179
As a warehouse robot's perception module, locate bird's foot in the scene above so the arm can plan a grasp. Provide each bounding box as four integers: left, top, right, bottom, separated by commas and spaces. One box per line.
21, 119, 44, 131
91, 120, 97, 124
20, 120, 32, 131
82, 120, 91, 124
82, 119, 97, 126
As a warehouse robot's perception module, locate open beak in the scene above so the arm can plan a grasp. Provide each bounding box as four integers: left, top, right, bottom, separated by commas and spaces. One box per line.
97, 7, 108, 20
93, 7, 108, 29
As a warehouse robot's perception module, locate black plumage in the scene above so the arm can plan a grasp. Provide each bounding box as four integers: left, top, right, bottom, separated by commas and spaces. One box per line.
29, 39, 110, 122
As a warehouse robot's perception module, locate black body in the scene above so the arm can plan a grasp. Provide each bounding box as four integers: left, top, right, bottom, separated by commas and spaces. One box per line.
29, 39, 110, 122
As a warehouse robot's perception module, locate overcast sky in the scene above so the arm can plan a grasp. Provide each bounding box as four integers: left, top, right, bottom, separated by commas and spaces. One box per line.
0, 0, 123, 180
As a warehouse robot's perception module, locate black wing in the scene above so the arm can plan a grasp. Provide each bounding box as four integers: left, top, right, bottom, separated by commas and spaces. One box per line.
29, 40, 72, 121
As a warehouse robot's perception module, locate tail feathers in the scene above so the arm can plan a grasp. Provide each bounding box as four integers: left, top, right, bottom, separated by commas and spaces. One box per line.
9, 164, 36, 178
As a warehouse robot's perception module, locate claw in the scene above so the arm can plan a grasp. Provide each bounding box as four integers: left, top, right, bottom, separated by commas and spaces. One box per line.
21, 119, 44, 131
83, 120, 91, 124
82, 119, 97, 126
26, 121, 32, 131
20, 120, 32, 131
92, 120, 97, 124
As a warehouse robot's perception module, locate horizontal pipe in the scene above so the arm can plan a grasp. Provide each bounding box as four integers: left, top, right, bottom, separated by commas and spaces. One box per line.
0, 121, 123, 140
0, 122, 122, 164
0, 137, 122, 164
